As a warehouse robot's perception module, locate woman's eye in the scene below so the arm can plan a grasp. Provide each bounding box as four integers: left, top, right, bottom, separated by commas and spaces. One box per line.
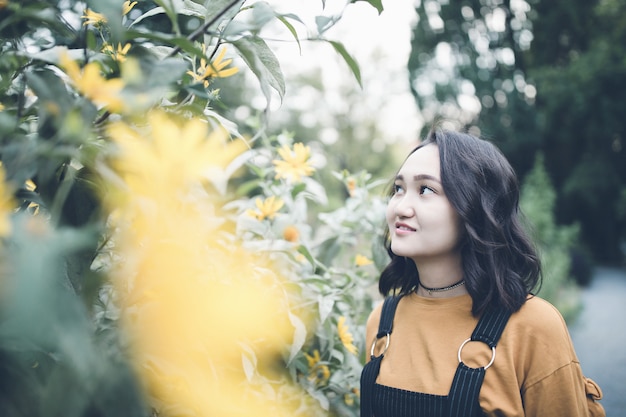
393, 184, 404, 194
420, 185, 435, 195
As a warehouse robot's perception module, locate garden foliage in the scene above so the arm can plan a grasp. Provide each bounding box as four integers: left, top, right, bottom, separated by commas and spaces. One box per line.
0, 0, 386, 416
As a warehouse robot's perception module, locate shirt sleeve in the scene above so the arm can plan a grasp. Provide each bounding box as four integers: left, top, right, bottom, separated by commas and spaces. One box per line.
522, 361, 605, 417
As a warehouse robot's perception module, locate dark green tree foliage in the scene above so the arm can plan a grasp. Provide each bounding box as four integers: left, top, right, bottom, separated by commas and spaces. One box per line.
520, 154, 582, 316
408, 0, 626, 263
529, 0, 626, 263
408, 0, 541, 174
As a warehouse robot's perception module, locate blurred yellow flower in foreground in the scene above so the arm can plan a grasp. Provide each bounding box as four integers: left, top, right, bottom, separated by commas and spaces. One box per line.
355, 254, 373, 267
60, 52, 125, 112
107, 111, 247, 203
187, 46, 239, 88
246, 196, 284, 221
0, 102, 5, 111
0, 166, 14, 237
104, 111, 307, 416
273, 143, 315, 183
337, 316, 358, 355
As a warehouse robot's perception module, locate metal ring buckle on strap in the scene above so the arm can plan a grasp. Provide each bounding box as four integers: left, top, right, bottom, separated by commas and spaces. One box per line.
457, 338, 497, 370
370, 333, 390, 358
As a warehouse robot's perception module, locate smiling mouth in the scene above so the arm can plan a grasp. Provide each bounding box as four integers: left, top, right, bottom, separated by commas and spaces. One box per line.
395, 223, 416, 232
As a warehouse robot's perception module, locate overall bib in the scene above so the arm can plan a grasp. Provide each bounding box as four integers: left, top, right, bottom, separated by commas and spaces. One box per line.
360, 295, 511, 417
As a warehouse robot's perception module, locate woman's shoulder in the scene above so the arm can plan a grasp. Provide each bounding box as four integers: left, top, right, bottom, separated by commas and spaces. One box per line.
366, 299, 384, 329
515, 295, 565, 320
506, 295, 573, 348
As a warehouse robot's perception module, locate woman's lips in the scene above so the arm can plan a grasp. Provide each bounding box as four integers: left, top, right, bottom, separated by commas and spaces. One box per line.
395, 222, 416, 232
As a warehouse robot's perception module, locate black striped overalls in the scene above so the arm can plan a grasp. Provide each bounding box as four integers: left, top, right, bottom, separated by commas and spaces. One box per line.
360, 295, 511, 417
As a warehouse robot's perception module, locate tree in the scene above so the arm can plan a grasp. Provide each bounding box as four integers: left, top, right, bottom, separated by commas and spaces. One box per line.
407, 0, 626, 264
529, 0, 626, 263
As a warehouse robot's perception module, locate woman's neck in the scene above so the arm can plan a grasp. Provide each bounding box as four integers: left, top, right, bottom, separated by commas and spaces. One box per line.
413, 256, 466, 298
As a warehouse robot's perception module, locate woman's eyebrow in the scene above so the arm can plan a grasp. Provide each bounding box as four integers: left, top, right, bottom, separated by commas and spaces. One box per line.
413, 174, 441, 183
395, 174, 441, 183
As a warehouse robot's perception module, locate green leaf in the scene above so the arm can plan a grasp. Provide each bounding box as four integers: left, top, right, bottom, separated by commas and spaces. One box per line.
125, 29, 205, 57
290, 182, 307, 198
297, 245, 318, 268
152, 0, 182, 33
128, 6, 168, 27
204, 0, 245, 29
315, 15, 338, 35
25, 68, 74, 113
328, 40, 362, 88
287, 312, 307, 364
251, 1, 275, 30
371, 234, 389, 272
232, 35, 285, 107
277, 14, 304, 55
318, 295, 335, 322
130, 1, 206, 28
351, 0, 384, 14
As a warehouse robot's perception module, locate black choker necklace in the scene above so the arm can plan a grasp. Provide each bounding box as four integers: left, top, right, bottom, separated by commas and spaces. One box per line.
418, 279, 465, 295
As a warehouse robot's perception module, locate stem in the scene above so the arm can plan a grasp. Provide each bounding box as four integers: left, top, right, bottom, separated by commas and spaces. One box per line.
166, 0, 243, 58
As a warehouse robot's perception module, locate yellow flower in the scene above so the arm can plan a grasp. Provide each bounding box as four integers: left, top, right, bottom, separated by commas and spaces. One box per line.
60, 52, 125, 112
187, 46, 239, 88
123, 0, 137, 16
104, 110, 303, 416
107, 111, 247, 201
272, 143, 315, 183
345, 388, 359, 406
82, 9, 107, 26
0, 102, 4, 111
24, 179, 39, 214
282, 225, 299, 242
103, 43, 131, 62
355, 254, 373, 267
337, 316, 358, 355
0, 166, 14, 237
24, 179, 36, 192
346, 177, 357, 196
304, 349, 320, 368
246, 196, 284, 221
303, 350, 330, 386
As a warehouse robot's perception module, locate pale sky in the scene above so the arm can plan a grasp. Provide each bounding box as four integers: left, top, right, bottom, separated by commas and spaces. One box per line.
260, 0, 422, 147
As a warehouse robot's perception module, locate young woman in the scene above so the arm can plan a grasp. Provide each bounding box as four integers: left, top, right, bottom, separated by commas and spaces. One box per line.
360, 128, 605, 417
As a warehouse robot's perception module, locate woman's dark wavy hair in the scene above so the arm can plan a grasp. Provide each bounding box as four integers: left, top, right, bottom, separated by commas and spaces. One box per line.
379, 127, 542, 315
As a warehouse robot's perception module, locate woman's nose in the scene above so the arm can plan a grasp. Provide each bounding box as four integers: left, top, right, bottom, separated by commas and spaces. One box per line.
393, 196, 414, 218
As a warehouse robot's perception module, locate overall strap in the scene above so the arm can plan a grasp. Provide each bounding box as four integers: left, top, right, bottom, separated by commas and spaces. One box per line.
448, 306, 512, 417
360, 295, 403, 417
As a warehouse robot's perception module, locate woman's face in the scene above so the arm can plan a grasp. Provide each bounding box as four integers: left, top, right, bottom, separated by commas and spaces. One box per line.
386, 144, 463, 263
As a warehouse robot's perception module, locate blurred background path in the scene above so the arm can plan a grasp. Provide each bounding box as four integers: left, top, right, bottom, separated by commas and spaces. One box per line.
569, 266, 626, 416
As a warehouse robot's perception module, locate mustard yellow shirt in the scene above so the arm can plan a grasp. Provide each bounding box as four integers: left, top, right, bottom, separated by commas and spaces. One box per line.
365, 293, 605, 417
